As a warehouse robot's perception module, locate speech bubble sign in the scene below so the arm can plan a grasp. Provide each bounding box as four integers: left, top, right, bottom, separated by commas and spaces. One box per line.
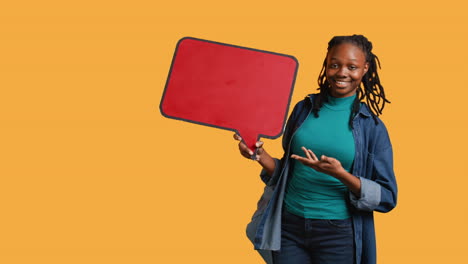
160, 37, 298, 153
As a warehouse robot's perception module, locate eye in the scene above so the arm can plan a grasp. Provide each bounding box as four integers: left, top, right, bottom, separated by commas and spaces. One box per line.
349, 65, 357, 70
329, 64, 339, 69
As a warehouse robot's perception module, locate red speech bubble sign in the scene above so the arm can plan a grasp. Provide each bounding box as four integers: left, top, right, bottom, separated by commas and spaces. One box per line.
160, 37, 298, 153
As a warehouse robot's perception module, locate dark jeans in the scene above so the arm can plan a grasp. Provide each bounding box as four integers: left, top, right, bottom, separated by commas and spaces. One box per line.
272, 209, 355, 264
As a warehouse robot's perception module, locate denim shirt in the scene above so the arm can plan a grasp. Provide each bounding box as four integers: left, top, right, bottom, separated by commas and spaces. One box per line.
246, 94, 398, 264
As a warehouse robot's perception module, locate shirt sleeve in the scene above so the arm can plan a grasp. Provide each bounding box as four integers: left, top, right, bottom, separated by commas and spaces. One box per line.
350, 126, 398, 213
260, 158, 283, 186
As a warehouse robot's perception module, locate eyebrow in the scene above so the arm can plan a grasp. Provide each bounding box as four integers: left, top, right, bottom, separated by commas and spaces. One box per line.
330, 57, 358, 61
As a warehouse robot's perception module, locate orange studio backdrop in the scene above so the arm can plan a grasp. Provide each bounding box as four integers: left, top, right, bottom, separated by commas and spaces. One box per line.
0, 1, 467, 263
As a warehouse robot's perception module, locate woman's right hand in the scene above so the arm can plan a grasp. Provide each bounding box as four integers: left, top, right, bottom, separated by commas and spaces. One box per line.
233, 133, 276, 177
233, 133, 264, 161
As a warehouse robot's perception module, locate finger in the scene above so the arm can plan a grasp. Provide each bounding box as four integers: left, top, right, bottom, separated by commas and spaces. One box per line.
255, 141, 264, 155
292, 155, 320, 169
243, 144, 254, 156
307, 149, 318, 161
291, 155, 306, 163
238, 141, 253, 156
291, 155, 309, 164
255, 141, 264, 148
240, 150, 252, 159
321, 155, 332, 163
291, 154, 304, 161
301, 147, 313, 160
292, 153, 316, 164
233, 134, 241, 141
243, 148, 254, 156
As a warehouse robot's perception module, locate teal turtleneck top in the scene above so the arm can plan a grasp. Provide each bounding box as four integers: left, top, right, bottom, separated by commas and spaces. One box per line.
284, 94, 356, 219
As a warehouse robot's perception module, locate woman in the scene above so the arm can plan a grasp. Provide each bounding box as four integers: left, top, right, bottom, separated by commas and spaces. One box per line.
235, 35, 397, 264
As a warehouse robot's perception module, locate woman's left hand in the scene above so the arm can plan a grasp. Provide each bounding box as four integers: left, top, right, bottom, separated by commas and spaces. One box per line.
291, 147, 346, 179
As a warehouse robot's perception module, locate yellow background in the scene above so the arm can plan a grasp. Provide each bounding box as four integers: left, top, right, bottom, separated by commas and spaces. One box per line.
1, 0, 467, 263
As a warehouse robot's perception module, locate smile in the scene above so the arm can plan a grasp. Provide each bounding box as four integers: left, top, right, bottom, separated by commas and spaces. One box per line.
333, 79, 351, 87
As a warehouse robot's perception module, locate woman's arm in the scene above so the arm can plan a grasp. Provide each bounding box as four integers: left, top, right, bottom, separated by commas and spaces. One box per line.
332, 168, 362, 198
291, 123, 398, 213
291, 147, 361, 197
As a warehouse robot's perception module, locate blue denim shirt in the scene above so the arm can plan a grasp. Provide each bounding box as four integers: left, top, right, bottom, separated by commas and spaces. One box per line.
246, 94, 398, 264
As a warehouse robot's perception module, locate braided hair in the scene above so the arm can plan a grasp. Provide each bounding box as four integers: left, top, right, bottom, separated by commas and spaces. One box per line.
312, 34, 390, 127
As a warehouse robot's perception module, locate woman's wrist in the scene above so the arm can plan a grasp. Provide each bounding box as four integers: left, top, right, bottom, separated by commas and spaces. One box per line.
335, 170, 361, 197
257, 150, 276, 176
333, 168, 349, 180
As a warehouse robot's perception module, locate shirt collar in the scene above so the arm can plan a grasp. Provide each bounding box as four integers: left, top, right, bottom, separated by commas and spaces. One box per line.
307, 93, 372, 118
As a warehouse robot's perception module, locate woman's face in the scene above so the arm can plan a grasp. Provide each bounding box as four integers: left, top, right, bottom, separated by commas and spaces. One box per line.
326, 43, 369, 98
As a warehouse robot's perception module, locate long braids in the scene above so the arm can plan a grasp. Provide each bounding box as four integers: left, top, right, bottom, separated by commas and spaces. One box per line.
312, 34, 390, 127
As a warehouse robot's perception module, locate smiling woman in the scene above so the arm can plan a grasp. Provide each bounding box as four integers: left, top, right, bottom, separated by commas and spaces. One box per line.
234, 35, 397, 264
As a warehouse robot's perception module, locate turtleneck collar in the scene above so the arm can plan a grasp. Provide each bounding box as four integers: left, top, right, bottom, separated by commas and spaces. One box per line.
324, 93, 357, 111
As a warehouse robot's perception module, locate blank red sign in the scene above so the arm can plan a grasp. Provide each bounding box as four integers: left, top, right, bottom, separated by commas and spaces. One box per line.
160, 37, 298, 152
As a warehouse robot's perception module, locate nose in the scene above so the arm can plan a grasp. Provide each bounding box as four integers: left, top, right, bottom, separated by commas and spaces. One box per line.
336, 66, 348, 77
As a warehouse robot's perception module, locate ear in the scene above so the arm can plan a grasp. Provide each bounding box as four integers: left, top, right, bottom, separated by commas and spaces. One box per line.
363, 62, 369, 74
